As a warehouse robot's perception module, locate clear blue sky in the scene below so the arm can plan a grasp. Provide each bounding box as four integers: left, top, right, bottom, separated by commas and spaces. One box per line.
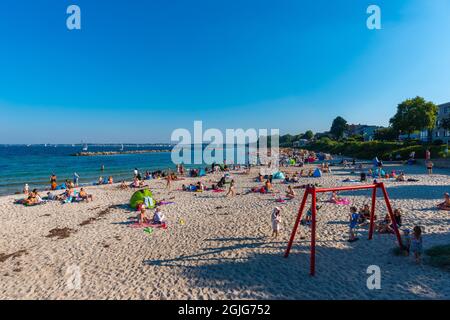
1, 0, 449, 143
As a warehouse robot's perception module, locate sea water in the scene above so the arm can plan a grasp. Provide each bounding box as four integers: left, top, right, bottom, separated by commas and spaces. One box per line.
0, 144, 248, 195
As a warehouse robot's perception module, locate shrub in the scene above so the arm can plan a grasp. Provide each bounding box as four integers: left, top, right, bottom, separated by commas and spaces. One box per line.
425, 245, 450, 272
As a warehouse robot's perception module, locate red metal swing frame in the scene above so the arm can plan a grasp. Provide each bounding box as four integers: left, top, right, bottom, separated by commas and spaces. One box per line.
284, 182, 403, 276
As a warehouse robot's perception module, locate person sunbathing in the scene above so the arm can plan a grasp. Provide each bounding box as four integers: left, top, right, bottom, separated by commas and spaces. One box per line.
131, 177, 140, 188
79, 188, 93, 202
376, 214, 393, 234
437, 193, 450, 210
330, 191, 343, 203
108, 176, 113, 184
195, 181, 203, 191
264, 179, 273, 193
285, 185, 296, 199
119, 180, 129, 189
23, 189, 41, 205
46, 191, 64, 201
396, 172, 406, 182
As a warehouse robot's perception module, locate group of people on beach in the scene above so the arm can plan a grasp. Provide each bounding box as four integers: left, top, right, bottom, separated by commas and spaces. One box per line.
137, 205, 165, 226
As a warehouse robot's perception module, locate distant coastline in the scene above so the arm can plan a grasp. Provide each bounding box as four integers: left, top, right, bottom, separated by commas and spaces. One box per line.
71, 149, 172, 156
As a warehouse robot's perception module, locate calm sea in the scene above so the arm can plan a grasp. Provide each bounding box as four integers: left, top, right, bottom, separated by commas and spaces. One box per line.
0, 144, 252, 195
0, 145, 178, 195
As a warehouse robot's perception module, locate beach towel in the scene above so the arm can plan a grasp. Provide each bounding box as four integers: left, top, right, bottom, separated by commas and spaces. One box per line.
129, 222, 168, 229
329, 199, 351, 205
158, 201, 175, 206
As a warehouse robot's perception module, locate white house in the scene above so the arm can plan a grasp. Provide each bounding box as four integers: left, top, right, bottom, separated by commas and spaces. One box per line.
420, 102, 450, 143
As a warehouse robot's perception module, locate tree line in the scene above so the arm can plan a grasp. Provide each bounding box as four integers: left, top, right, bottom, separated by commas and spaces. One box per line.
280, 96, 450, 145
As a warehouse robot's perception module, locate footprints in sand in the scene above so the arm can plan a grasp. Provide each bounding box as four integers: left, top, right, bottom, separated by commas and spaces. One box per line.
46, 227, 76, 239
79, 205, 115, 227
0, 250, 28, 274
99, 234, 122, 250
0, 249, 28, 263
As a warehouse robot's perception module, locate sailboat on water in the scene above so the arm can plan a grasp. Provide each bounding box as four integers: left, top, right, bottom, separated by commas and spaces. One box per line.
82, 143, 88, 151
120, 144, 124, 151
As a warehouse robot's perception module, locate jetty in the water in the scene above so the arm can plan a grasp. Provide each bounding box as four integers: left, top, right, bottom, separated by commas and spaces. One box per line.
71, 149, 172, 156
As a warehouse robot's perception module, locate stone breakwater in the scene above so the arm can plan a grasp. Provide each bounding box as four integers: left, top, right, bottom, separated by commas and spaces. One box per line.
71, 150, 172, 156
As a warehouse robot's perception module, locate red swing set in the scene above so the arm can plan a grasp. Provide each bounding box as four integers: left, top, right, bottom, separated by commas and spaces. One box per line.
284, 182, 403, 276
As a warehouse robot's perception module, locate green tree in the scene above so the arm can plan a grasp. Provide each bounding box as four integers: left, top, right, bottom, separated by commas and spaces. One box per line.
440, 116, 450, 131
330, 116, 348, 140
373, 127, 398, 141
302, 130, 314, 140
389, 96, 438, 140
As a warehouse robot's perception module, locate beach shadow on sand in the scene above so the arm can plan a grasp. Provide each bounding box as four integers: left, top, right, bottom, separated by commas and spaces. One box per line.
378, 185, 449, 200
334, 184, 449, 201
143, 235, 450, 299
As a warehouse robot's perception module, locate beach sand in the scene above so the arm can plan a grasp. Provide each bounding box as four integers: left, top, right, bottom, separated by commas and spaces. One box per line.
1, 163, 450, 300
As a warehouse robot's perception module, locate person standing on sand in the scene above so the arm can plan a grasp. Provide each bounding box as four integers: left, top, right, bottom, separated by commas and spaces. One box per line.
166, 173, 172, 190
23, 183, 29, 195
50, 173, 57, 190
271, 207, 282, 238
425, 149, 431, 161
348, 206, 360, 242
426, 160, 434, 175
411, 226, 423, 264
226, 179, 236, 197
73, 172, 80, 187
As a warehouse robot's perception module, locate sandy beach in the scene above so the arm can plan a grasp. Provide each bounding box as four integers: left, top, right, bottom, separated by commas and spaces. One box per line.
1, 163, 450, 300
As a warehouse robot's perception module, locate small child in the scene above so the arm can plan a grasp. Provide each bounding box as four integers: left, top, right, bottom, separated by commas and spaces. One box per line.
226, 179, 236, 197
138, 205, 149, 225
23, 183, 29, 195
153, 207, 165, 224
411, 226, 423, 264
401, 229, 411, 256
302, 205, 321, 226
348, 206, 360, 242
271, 207, 282, 238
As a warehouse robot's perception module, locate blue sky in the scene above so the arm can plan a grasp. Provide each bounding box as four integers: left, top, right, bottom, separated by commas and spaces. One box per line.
0, 0, 449, 143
